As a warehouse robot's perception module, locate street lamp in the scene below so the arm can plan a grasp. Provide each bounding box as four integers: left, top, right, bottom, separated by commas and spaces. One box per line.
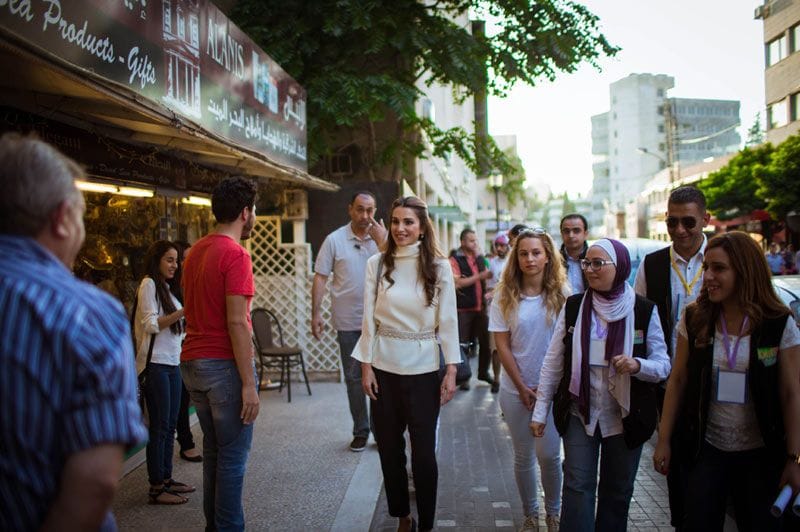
488, 173, 504, 233
637, 147, 675, 183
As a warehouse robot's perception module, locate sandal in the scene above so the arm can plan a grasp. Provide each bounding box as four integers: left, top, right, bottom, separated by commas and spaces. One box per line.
148, 486, 188, 505
165, 479, 196, 494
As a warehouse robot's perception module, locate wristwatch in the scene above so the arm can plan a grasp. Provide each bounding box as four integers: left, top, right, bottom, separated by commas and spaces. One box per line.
789, 452, 800, 465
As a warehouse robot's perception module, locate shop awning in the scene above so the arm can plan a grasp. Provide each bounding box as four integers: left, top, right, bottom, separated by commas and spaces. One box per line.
0, 21, 337, 192
428, 205, 467, 223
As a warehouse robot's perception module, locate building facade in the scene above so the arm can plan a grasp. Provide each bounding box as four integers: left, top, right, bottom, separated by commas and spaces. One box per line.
756, 0, 800, 144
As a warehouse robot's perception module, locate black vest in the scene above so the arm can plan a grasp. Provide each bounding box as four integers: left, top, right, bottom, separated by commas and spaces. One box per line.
453, 253, 486, 310
552, 293, 659, 449
643, 247, 673, 358
679, 307, 789, 466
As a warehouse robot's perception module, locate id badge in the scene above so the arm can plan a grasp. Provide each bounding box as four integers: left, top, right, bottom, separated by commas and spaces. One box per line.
716, 368, 747, 404
589, 338, 608, 367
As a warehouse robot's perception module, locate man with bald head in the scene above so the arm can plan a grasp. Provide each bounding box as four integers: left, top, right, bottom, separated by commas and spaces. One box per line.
0, 133, 146, 531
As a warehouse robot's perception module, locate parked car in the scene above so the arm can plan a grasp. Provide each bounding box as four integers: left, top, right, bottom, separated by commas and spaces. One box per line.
773, 275, 800, 327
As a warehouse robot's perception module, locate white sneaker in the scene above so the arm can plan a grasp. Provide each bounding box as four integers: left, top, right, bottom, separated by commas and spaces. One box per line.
519, 515, 539, 531
545, 515, 559, 532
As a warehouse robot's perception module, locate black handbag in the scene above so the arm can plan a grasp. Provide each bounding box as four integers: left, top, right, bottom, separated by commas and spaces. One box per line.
438, 343, 472, 385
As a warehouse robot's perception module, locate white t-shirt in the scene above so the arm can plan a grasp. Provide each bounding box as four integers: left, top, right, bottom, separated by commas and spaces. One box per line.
134, 277, 185, 372
677, 313, 800, 451
486, 256, 508, 291
488, 294, 556, 394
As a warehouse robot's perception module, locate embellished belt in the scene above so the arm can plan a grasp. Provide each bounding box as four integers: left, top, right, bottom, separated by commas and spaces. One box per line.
376, 326, 436, 341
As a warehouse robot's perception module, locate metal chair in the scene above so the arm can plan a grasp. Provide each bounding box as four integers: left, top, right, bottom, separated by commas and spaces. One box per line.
251, 307, 311, 402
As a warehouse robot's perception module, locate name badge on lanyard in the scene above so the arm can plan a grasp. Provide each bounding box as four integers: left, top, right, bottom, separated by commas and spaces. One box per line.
716, 368, 747, 404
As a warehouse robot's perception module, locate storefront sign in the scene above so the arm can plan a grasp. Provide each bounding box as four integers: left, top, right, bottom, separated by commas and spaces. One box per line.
0, 0, 307, 171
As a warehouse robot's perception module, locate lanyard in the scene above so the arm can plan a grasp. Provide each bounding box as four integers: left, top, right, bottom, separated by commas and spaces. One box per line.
719, 313, 749, 370
670, 247, 703, 296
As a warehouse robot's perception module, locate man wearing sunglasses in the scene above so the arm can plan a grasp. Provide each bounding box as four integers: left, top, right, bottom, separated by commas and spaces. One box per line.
633, 185, 710, 531
559, 213, 589, 293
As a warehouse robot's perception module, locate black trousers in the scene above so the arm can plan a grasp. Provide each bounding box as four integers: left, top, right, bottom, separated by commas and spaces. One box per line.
684, 442, 783, 532
656, 386, 685, 529
175, 380, 196, 451
371, 368, 441, 530
457, 310, 492, 379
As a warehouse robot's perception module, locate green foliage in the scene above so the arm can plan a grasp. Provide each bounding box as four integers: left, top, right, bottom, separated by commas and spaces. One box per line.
761, 135, 800, 219
561, 192, 576, 217
697, 144, 772, 220
484, 147, 526, 207
746, 112, 765, 147
230, 0, 618, 177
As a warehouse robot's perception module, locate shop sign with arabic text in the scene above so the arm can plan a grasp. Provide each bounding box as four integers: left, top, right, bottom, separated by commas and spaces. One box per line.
0, 0, 307, 171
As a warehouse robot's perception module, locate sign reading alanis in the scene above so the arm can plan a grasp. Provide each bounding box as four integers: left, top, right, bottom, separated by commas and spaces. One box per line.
0, 0, 307, 171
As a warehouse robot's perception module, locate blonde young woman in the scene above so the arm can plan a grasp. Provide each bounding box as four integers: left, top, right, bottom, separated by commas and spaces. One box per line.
352, 196, 460, 532
489, 228, 569, 531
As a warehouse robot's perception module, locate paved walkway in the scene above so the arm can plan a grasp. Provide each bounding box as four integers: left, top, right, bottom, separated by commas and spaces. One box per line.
113, 371, 732, 531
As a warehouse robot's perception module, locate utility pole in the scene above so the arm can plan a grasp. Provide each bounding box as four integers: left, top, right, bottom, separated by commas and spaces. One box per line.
663, 99, 678, 183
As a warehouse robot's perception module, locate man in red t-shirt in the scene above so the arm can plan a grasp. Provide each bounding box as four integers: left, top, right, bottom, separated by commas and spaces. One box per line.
180, 177, 258, 531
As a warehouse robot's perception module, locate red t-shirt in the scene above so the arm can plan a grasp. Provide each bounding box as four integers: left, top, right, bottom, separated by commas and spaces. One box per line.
181, 234, 255, 360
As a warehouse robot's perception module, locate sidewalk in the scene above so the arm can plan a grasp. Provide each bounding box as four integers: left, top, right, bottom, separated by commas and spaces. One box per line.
369, 378, 676, 531
113, 382, 383, 531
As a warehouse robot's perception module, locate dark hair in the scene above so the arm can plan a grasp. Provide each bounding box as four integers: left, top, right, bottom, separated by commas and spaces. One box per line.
509, 224, 529, 238
668, 185, 706, 211
211, 177, 257, 223
350, 190, 376, 205
0, 132, 85, 236
382, 196, 443, 306
172, 240, 192, 304
459, 228, 475, 242
142, 240, 183, 335
688, 231, 788, 342
560, 213, 588, 232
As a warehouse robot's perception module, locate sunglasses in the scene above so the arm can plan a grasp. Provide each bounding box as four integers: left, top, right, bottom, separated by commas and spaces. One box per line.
518, 227, 547, 236
580, 259, 615, 272
665, 216, 698, 230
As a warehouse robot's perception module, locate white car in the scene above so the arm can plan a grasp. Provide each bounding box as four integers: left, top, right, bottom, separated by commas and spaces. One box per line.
772, 275, 800, 326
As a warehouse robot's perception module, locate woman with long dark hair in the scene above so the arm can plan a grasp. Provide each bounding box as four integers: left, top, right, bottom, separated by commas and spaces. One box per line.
531, 238, 670, 530
352, 196, 460, 532
134, 240, 195, 504
489, 228, 569, 531
654, 231, 800, 530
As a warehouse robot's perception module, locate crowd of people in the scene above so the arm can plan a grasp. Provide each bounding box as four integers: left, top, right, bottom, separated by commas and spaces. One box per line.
1, 133, 800, 532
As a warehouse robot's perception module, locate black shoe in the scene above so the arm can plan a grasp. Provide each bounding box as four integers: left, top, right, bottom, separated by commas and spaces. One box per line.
477, 373, 494, 385
491, 381, 499, 394
349, 436, 368, 452
179, 449, 203, 463
459, 381, 471, 391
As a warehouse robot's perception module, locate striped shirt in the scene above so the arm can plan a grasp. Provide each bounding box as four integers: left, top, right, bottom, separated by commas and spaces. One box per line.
0, 236, 147, 531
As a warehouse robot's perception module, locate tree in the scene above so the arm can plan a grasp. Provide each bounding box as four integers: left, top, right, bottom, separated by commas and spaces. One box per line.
230, 0, 618, 180
486, 148, 526, 207
697, 144, 773, 220
761, 135, 800, 220
746, 112, 765, 147
561, 192, 576, 217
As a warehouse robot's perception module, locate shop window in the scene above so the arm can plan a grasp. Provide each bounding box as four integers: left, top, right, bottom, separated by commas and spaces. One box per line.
794, 24, 800, 53
768, 99, 788, 129
767, 34, 788, 66
791, 93, 800, 122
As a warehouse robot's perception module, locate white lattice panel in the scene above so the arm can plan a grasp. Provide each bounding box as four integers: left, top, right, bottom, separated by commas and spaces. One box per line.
247, 216, 340, 376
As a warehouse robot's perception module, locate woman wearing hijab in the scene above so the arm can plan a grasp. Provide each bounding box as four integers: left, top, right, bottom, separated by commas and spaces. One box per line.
531, 238, 671, 531
653, 232, 800, 530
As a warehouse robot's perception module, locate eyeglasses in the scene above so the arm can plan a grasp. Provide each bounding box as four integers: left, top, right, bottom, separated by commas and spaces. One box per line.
518, 227, 547, 236
580, 259, 615, 272
665, 216, 698, 230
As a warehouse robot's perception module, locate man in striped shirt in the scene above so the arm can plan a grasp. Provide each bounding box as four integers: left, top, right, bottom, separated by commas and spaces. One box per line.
0, 134, 147, 531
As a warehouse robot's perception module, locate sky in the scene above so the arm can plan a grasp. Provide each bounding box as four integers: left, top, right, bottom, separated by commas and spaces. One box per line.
487, 0, 766, 199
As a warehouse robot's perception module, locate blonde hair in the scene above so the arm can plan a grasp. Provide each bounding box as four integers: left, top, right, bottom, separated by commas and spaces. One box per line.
495, 231, 568, 327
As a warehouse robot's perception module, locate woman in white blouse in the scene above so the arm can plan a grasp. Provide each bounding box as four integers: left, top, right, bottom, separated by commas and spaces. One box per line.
530, 238, 670, 531
353, 196, 460, 532
134, 241, 194, 505
654, 231, 800, 530
489, 228, 569, 531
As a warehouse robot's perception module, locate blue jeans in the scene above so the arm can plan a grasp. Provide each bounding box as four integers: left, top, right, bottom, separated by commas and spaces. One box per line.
181, 359, 254, 532
561, 414, 642, 532
499, 389, 562, 518
337, 331, 370, 438
144, 363, 182, 485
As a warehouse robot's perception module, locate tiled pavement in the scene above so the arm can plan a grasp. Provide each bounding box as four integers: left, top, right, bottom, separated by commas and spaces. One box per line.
370, 376, 677, 531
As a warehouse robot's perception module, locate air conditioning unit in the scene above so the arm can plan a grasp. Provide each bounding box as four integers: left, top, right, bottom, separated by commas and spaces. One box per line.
283, 189, 308, 221
754, 3, 771, 19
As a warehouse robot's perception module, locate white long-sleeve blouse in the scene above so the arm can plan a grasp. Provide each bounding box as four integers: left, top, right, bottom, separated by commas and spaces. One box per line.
351, 242, 461, 374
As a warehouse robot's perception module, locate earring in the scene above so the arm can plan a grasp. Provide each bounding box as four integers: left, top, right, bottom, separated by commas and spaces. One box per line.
419, 234, 425, 240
